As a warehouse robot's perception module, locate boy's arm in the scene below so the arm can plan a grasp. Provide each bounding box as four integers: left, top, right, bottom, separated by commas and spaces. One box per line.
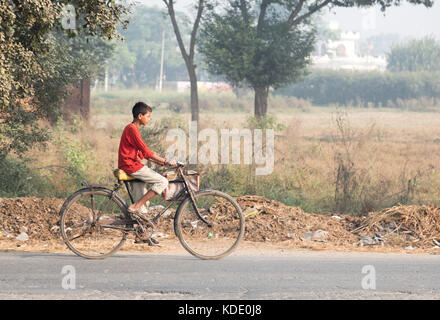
149, 153, 168, 165
130, 126, 176, 166
143, 152, 177, 166
130, 126, 155, 160
132, 125, 176, 166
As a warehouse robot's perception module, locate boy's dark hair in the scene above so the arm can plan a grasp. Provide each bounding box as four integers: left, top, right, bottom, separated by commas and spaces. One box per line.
132, 102, 152, 118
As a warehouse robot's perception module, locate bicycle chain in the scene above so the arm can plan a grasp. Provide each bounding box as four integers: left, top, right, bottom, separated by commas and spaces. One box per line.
133, 214, 155, 240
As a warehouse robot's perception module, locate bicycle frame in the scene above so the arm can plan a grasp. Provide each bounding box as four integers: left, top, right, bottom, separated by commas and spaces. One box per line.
104, 165, 211, 231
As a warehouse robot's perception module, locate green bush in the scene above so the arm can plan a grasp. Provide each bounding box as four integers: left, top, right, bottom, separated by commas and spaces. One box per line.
0, 157, 52, 197
167, 96, 190, 113
276, 70, 440, 108
54, 118, 96, 189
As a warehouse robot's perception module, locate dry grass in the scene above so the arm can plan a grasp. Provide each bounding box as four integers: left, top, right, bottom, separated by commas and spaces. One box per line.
353, 205, 440, 246
25, 94, 440, 215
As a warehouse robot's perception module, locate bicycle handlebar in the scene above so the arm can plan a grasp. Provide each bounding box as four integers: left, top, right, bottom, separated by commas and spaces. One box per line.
176, 161, 185, 167
163, 160, 185, 168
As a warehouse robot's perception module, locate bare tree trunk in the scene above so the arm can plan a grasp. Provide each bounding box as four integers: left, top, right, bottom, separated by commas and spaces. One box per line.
254, 86, 269, 118
163, 0, 204, 123
189, 68, 199, 122
249, 0, 328, 118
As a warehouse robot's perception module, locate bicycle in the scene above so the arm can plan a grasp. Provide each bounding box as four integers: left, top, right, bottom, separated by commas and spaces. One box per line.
59, 162, 245, 260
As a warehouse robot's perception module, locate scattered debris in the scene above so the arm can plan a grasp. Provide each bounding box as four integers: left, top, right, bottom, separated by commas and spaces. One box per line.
243, 208, 259, 218
236, 196, 357, 244
162, 209, 173, 218
152, 232, 169, 239
301, 230, 329, 242
354, 235, 384, 247
0, 197, 65, 241
352, 205, 440, 247
1, 196, 440, 252
0, 230, 12, 238
15, 232, 29, 241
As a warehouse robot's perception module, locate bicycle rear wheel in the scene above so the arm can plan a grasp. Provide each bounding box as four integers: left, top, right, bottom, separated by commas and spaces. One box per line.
59, 187, 128, 259
174, 190, 245, 260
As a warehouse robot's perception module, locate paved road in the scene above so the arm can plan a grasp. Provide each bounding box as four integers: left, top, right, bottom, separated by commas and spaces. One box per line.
0, 251, 439, 299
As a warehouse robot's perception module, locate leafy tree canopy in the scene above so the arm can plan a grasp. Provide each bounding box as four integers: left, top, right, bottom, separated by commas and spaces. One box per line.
0, 0, 130, 159
199, 0, 316, 90
198, 0, 434, 117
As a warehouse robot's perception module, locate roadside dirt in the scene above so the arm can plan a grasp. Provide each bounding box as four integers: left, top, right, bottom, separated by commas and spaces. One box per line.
1, 196, 440, 255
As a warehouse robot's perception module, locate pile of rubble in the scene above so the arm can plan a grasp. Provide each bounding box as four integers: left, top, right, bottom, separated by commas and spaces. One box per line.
351, 205, 440, 249
236, 195, 358, 244
0, 197, 65, 241
1, 196, 440, 251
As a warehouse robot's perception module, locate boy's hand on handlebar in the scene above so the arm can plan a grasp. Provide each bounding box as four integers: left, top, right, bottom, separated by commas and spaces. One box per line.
167, 159, 178, 167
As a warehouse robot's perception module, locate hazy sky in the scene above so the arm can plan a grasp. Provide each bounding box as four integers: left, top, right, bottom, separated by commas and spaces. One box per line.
140, 0, 440, 39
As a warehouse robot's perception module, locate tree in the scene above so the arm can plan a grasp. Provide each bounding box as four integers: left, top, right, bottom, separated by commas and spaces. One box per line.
198, 0, 434, 118
109, 6, 189, 88
199, 0, 316, 118
387, 36, 440, 72
0, 0, 130, 159
163, 0, 207, 123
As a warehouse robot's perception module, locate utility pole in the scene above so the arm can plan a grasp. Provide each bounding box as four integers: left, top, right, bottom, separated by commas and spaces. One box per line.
104, 66, 109, 92
159, 30, 165, 92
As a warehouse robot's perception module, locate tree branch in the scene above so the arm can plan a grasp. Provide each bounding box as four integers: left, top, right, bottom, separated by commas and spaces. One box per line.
189, 0, 205, 60
257, 0, 270, 31
239, 0, 250, 25
287, 0, 305, 27
163, 0, 189, 63
162, 0, 171, 9
289, 0, 331, 27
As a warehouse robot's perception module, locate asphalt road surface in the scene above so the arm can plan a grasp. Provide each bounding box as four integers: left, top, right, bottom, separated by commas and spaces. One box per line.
0, 251, 439, 299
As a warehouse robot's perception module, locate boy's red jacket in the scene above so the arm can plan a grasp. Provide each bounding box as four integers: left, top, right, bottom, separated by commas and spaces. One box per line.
118, 123, 155, 174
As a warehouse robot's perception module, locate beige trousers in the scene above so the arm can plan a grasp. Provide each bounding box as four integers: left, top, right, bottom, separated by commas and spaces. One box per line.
129, 166, 169, 214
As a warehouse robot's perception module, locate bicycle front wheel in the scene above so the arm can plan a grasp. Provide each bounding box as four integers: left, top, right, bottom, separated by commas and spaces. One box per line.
59, 187, 128, 259
174, 190, 245, 260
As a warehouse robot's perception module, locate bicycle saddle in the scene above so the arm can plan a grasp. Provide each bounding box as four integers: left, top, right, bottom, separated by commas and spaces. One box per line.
113, 169, 136, 181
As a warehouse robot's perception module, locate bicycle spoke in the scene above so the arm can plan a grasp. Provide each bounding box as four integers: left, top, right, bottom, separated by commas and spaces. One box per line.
94, 195, 117, 221
175, 191, 244, 260
67, 228, 90, 241
60, 188, 127, 259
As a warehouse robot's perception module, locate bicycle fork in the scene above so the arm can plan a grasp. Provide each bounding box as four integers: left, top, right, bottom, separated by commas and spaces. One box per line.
178, 168, 212, 227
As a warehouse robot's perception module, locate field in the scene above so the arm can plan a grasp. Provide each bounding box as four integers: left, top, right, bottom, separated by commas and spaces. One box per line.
2, 88, 440, 253
5, 87, 440, 216
91, 89, 440, 214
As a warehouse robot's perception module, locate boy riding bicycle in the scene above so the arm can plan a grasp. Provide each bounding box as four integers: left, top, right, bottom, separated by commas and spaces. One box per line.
118, 102, 177, 242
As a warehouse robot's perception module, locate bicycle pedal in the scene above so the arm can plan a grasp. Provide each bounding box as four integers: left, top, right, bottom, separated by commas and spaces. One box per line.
134, 236, 161, 247
134, 236, 148, 244
147, 237, 160, 246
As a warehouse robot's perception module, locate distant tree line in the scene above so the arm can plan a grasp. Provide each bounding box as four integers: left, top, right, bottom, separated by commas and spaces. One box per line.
276, 70, 440, 107
278, 36, 440, 107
